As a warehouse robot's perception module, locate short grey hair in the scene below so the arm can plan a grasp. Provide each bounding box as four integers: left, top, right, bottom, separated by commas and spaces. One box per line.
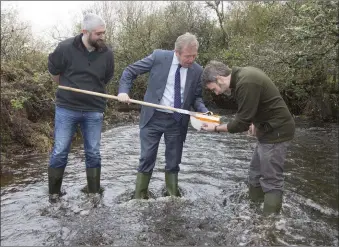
174, 32, 199, 53
202, 60, 232, 86
81, 13, 106, 32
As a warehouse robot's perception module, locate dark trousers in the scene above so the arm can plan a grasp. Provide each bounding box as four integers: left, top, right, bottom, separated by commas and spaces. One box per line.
138, 111, 184, 173
248, 141, 290, 192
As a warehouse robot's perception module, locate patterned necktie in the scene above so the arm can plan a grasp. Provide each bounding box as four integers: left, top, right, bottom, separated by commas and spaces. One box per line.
173, 64, 182, 121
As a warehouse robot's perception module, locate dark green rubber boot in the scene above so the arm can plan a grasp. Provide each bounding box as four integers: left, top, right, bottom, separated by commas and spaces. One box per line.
248, 184, 265, 203
86, 167, 101, 193
134, 172, 152, 199
263, 190, 283, 216
165, 172, 181, 197
48, 167, 65, 195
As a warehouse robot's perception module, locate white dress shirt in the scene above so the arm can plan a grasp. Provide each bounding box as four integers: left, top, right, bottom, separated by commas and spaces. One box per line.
157, 52, 187, 113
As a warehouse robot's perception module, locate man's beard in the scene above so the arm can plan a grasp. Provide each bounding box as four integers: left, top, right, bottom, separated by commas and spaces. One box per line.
223, 89, 232, 97
217, 82, 232, 96
89, 37, 105, 49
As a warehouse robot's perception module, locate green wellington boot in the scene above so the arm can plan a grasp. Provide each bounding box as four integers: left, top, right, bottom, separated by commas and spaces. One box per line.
263, 190, 283, 216
48, 167, 65, 195
86, 167, 101, 193
165, 172, 181, 197
248, 184, 265, 203
134, 172, 152, 199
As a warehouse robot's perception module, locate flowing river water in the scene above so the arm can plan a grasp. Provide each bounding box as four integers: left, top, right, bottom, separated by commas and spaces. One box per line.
1, 115, 338, 246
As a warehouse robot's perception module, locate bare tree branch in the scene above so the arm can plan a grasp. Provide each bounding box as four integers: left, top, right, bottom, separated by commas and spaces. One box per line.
205, 1, 229, 49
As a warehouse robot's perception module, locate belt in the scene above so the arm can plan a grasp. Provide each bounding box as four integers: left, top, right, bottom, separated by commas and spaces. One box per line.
155, 109, 173, 115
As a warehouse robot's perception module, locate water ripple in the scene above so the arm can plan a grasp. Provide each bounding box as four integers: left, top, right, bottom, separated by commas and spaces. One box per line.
1, 121, 338, 246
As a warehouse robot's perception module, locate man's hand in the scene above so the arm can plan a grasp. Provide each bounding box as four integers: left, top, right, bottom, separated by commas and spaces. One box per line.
51, 75, 60, 84
248, 123, 256, 136
202, 111, 213, 116
201, 122, 219, 132
117, 93, 130, 103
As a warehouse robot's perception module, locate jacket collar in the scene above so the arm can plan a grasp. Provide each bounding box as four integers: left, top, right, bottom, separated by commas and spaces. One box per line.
230, 66, 241, 89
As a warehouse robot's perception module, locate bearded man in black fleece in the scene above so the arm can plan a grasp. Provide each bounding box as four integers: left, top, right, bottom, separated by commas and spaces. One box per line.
201, 60, 295, 216
47, 13, 114, 197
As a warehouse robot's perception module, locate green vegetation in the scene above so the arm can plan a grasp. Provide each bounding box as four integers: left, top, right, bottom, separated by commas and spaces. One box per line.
1, 1, 338, 154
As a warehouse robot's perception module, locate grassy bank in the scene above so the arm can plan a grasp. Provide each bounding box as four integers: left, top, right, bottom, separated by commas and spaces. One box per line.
0, 61, 140, 159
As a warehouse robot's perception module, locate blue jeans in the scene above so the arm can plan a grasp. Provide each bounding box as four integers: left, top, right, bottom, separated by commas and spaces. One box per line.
49, 106, 104, 169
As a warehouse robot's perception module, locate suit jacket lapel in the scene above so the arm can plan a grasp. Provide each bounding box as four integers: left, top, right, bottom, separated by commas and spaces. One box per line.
182, 67, 194, 106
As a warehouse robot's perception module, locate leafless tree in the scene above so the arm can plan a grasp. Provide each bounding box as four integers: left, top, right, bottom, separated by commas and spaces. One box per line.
205, 0, 229, 49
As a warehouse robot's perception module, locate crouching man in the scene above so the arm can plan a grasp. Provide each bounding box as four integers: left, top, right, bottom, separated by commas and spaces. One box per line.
201, 61, 295, 215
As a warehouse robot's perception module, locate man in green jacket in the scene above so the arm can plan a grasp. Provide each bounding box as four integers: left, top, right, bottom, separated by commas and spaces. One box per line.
201, 60, 295, 216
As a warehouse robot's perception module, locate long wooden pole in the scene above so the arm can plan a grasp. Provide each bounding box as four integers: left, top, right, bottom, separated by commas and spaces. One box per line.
58, 85, 197, 116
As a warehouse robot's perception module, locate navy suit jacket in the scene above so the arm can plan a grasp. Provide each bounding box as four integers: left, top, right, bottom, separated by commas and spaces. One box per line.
118, 49, 208, 141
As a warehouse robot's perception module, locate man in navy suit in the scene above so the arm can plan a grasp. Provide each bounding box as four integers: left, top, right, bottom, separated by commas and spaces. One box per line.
118, 32, 211, 199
